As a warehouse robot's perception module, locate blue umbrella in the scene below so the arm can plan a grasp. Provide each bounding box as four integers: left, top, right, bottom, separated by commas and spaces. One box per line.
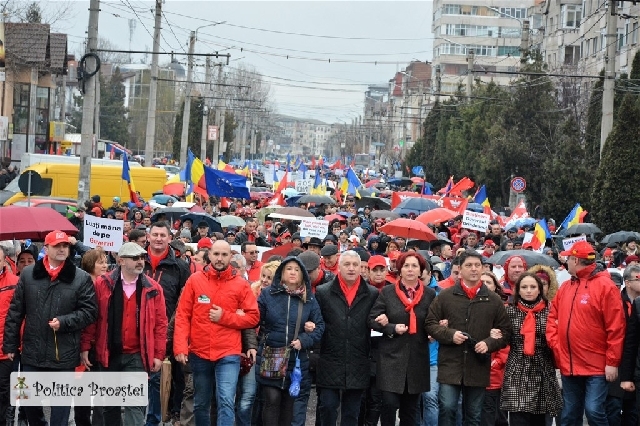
465, 203, 485, 213
513, 218, 537, 228
149, 195, 178, 206
392, 198, 439, 215
285, 195, 303, 207
180, 212, 222, 233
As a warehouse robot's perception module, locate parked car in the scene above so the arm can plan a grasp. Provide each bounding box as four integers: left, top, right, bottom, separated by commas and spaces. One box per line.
12, 197, 77, 216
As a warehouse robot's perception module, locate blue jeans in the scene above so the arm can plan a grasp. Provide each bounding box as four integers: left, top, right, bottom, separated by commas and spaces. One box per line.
145, 370, 160, 426
190, 353, 240, 426
235, 363, 257, 426
560, 375, 608, 426
291, 373, 312, 426
318, 388, 363, 426
438, 384, 484, 426
421, 365, 439, 426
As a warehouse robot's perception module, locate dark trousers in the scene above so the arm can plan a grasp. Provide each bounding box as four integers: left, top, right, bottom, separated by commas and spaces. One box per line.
318, 388, 363, 426
380, 390, 420, 426
509, 411, 546, 426
0, 359, 12, 426
74, 348, 104, 426
102, 353, 147, 426
359, 376, 382, 426
606, 394, 638, 426
22, 364, 72, 426
481, 389, 508, 426
262, 386, 294, 426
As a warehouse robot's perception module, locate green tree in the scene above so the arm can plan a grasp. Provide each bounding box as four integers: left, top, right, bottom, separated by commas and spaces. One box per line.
24, 2, 42, 23
590, 94, 640, 233
99, 67, 130, 144
172, 97, 204, 159
222, 111, 238, 162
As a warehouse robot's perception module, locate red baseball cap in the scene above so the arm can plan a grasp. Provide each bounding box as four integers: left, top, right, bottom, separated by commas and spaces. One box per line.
560, 241, 596, 260
197, 238, 213, 249
484, 240, 496, 247
45, 230, 70, 246
368, 255, 387, 269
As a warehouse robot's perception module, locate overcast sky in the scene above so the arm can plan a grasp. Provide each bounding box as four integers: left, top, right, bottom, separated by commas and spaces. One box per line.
49, 1, 434, 124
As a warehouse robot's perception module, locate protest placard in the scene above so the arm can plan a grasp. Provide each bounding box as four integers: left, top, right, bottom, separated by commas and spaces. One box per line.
299, 218, 329, 239
84, 216, 124, 251
462, 211, 490, 233
295, 179, 314, 194
562, 235, 587, 251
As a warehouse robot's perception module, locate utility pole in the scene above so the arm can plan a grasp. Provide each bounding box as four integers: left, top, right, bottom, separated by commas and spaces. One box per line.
212, 65, 224, 163
179, 31, 196, 167
144, 0, 162, 166
93, 70, 100, 156
466, 49, 474, 101
78, 0, 100, 203
240, 109, 247, 162
59, 74, 66, 122
601, 0, 617, 158
435, 65, 441, 102
199, 57, 212, 160
521, 20, 530, 60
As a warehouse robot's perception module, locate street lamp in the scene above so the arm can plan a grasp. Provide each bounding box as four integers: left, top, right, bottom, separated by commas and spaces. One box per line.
195, 21, 227, 40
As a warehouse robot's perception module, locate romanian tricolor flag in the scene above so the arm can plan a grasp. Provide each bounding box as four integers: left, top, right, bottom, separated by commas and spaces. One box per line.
122, 156, 141, 207
473, 185, 491, 215
558, 203, 588, 232
530, 219, 552, 250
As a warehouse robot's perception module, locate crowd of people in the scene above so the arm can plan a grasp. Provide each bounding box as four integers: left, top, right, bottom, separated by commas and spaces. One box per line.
0, 192, 638, 426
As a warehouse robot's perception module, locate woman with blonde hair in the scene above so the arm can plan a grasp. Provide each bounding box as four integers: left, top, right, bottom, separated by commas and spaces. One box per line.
251, 260, 281, 298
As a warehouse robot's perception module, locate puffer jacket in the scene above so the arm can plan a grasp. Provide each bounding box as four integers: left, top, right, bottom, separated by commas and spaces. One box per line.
528, 264, 559, 301
256, 257, 324, 389
546, 263, 626, 376
315, 276, 378, 390
3, 259, 97, 369
174, 266, 259, 362
0, 267, 19, 361
425, 281, 512, 388
144, 246, 190, 320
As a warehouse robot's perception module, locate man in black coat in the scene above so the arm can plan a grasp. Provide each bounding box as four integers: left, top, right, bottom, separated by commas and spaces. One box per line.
3, 230, 97, 426
314, 250, 379, 426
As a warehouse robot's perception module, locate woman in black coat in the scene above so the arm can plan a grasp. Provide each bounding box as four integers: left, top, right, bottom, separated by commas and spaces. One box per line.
368, 251, 436, 426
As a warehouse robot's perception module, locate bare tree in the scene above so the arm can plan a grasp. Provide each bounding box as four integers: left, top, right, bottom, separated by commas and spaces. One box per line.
0, 0, 76, 27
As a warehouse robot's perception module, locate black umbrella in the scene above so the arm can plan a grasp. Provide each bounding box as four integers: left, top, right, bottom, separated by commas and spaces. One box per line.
370, 210, 400, 220
601, 231, 640, 245
487, 250, 559, 268
151, 207, 189, 224
565, 223, 602, 235
393, 198, 439, 215
180, 212, 222, 234
296, 194, 335, 204
356, 197, 391, 210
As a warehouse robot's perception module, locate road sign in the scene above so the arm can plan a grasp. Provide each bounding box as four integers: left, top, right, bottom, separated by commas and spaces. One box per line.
207, 125, 219, 141
510, 176, 527, 193
398, 140, 404, 147
393, 146, 400, 152
19, 170, 44, 197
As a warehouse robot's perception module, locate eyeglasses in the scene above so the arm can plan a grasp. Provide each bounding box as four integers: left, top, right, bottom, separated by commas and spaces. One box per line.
124, 255, 145, 261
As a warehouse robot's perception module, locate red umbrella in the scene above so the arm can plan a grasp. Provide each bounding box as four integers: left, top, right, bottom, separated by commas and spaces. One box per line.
365, 179, 380, 188
379, 218, 438, 242
415, 208, 458, 225
0, 206, 79, 240
163, 182, 185, 196
323, 214, 347, 222
189, 205, 205, 213
411, 177, 424, 184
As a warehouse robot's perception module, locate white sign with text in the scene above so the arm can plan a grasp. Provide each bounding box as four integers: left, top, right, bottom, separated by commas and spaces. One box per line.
299, 219, 329, 239
562, 235, 587, 251
84, 216, 124, 251
462, 211, 491, 233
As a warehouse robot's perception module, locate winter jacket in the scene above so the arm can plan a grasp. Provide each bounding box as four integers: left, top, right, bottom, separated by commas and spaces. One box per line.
619, 297, 640, 383
501, 302, 562, 416
80, 268, 168, 372
425, 281, 512, 388
315, 276, 378, 390
256, 257, 324, 390
310, 269, 335, 293
546, 263, 626, 376
488, 346, 509, 390
144, 246, 190, 320
234, 232, 271, 247
609, 287, 635, 399
174, 266, 259, 362
369, 281, 436, 394
3, 259, 97, 369
0, 267, 19, 361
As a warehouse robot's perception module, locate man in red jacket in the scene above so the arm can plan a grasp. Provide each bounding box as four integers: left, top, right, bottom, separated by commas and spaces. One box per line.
0, 246, 18, 423
174, 240, 260, 426
546, 241, 626, 426
80, 242, 168, 426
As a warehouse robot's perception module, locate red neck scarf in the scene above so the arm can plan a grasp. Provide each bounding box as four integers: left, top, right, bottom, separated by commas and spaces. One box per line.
43, 255, 65, 281
338, 274, 360, 307
147, 247, 168, 272
394, 281, 424, 334
311, 269, 325, 293
518, 299, 546, 356
461, 280, 482, 299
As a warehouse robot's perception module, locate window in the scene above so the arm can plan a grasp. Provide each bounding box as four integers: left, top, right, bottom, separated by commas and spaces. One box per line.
564, 46, 581, 65
498, 46, 520, 57
500, 8, 527, 19
617, 28, 625, 51
593, 36, 598, 54
633, 22, 638, 44
562, 5, 582, 28
12, 84, 30, 135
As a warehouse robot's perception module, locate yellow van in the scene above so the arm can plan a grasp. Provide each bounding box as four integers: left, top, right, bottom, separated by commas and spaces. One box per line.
2, 163, 166, 206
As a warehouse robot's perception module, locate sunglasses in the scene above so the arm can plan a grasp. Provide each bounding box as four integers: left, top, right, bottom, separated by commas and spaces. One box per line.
124, 255, 145, 261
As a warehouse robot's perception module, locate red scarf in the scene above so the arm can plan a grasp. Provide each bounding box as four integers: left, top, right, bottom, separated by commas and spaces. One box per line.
311, 269, 325, 294
518, 300, 546, 356
338, 274, 360, 307
461, 280, 482, 299
394, 281, 424, 334
43, 255, 65, 281
147, 247, 168, 272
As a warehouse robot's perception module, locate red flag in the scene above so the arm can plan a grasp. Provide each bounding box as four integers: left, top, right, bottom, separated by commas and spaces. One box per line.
220, 197, 231, 209
311, 156, 316, 169
334, 188, 343, 205
268, 192, 286, 206
275, 172, 289, 194
331, 159, 342, 170
448, 177, 475, 196
350, 158, 355, 168
110, 145, 115, 160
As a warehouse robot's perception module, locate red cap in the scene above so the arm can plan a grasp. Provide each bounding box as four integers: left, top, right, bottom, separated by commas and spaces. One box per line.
44, 230, 70, 246
388, 250, 401, 261
368, 255, 387, 269
626, 255, 639, 264
483, 240, 496, 247
560, 241, 596, 260
197, 238, 213, 249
